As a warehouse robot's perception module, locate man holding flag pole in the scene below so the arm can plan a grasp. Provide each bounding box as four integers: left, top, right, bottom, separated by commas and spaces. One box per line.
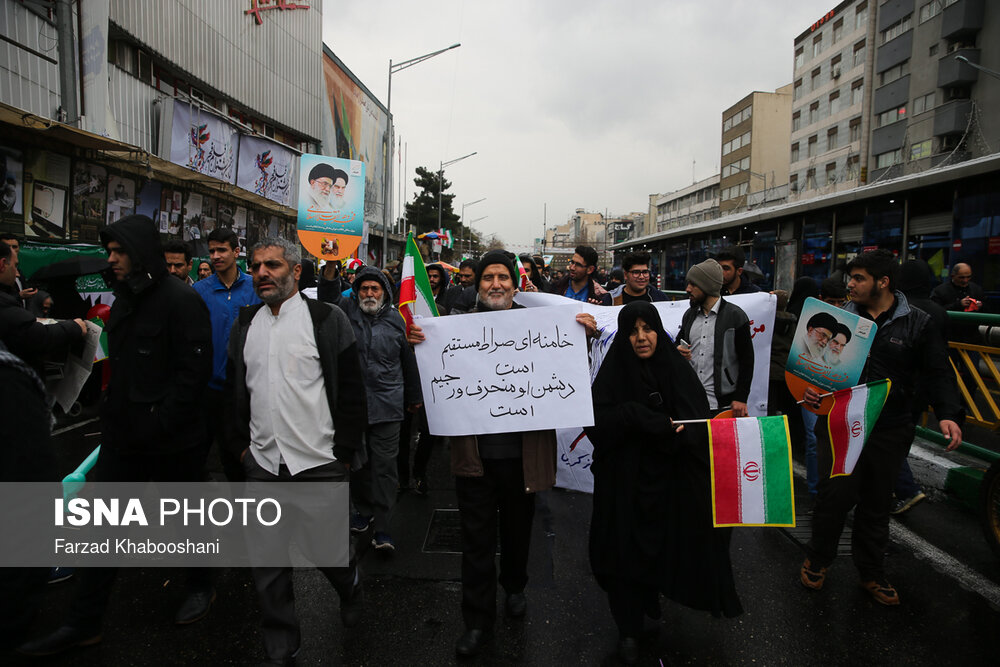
799, 250, 963, 606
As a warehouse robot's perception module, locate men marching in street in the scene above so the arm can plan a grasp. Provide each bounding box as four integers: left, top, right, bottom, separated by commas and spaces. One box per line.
227, 237, 366, 665
407, 249, 598, 657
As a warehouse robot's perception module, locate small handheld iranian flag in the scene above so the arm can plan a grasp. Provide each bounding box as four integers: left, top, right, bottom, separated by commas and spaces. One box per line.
517, 260, 529, 290
827, 379, 891, 477
398, 233, 439, 334
708, 416, 795, 527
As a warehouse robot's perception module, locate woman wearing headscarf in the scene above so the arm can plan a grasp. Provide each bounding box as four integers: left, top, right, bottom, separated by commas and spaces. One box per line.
26, 290, 53, 318
586, 301, 742, 664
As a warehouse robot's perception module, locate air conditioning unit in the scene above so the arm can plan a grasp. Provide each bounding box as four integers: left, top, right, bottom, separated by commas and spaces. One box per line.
832, 67, 841, 79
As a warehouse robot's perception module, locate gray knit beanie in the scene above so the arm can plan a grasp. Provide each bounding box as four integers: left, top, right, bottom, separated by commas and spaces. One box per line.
686, 259, 723, 297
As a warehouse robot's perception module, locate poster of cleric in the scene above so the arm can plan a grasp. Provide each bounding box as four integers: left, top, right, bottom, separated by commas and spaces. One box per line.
785, 296, 875, 394
296, 154, 365, 261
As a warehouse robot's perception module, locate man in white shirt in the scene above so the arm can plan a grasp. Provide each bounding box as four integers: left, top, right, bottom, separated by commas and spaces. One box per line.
226, 236, 366, 665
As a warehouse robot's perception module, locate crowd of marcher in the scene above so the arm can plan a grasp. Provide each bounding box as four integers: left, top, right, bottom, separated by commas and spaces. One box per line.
0, 218, 974, 664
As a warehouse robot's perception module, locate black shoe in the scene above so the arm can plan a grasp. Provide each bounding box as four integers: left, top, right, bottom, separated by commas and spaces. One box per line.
340, 578, 364, 628
455, 628, 492, 657
617, 636, 639, 665
175, 587, 217, 625
505, 592, 527, 618
17, 625, 102, 656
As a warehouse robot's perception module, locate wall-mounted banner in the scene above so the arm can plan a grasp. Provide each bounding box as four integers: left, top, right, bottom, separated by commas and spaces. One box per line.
237, 134, 296, 207
413, 304, 594, 436
785, 296, 876, 413
162, 99, 238, 184
297, 153, 365, 260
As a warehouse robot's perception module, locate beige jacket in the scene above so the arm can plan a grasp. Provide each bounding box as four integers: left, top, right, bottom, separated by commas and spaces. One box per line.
450, 430, 558, 494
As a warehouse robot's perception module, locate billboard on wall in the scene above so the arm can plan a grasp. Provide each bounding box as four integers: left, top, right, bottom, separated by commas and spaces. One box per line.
236, 134, 297, 208
322, 50, 389, 238
159, 99, 239, 184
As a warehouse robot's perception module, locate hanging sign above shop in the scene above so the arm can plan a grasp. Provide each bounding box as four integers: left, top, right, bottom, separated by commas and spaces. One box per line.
246, 0, 310, 26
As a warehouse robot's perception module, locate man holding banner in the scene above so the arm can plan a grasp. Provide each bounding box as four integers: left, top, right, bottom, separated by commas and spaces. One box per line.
800, 250, 962, 606
408, 249, 597, 657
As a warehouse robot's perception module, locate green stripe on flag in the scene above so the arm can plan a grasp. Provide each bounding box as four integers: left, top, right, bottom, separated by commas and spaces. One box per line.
760, 415, 794, 525
864, 380, 890, 434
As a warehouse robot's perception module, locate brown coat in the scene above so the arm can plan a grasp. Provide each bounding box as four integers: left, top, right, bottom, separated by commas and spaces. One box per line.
450, 430, 558, 494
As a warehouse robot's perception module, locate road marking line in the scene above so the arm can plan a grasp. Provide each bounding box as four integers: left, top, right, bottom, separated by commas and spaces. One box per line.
52, 417, 99, 436
792, 459, 1000, 608
910, 441, 963, 469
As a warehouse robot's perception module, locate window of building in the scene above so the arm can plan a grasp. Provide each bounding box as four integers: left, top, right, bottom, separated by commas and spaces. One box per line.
813, 34, 823, 58
791, 142, 800, 163
806, 168, 818, 189
830, 54, 842, 78
851, 79, 864, 106
912, 91, 935, 114
828, 127, 839, 151
919, 1, 942, 23
853, 40, 866, 68
856, 2, 868, 30
826, 162, 838, 184
881, 16, 912, 44
808, 135, 818, 157
849, 116, 862, 142
876, 105, 907, 128
742, 130, 751, 146
879, 61, 910, 86
792, 110, 801, 132
829, 89, 841, 115
742, 106, 752, 123
910, 139, 933, 160
929, 43, 939, 57
876, 149, 903, 169
811, 67, 822, 91
847, 155, 860, 179
794, 79, 803, 101
724, 117, 732, 132
833, 18, 844, 43
795, 46, 805, 70
809, 101, 820, 124
790, 173, 799, 192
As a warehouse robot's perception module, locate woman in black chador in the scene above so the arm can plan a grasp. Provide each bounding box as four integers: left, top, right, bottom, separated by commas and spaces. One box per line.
586, 301, 742, 664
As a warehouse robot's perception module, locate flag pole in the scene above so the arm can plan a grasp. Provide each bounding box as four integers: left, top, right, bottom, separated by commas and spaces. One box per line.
795, 390, 835, 405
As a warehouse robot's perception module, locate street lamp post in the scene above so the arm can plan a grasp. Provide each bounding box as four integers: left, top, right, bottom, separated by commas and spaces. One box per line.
468, 216, 488, 255
438, 151, 477, 233
383, 43, 461, 264
956, 55, 1000, 81
461, 197, 486, 256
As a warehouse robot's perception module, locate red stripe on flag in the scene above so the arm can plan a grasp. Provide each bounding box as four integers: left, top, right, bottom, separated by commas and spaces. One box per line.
828, 389, 852, 475
710, 419, 741, 525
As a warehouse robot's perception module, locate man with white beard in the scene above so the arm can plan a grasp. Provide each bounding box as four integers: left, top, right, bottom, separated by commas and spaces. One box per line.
321, 266, 422, 552
305, 164, 350, 214
823, 324, 851, 367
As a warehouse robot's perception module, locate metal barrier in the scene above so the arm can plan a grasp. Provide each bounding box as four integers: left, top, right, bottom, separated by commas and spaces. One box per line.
946, 312, 1000, 431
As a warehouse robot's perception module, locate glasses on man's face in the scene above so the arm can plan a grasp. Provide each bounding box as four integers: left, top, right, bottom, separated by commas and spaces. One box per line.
568, 260, 585, 268
628, 270, 650, 277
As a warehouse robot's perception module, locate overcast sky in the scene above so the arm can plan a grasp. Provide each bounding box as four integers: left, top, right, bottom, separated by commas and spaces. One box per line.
322, 0, 836, 252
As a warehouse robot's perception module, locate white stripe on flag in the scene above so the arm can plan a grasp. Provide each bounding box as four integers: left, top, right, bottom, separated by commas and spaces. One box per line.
736, 417, 766, 524
844, 385, 869, 474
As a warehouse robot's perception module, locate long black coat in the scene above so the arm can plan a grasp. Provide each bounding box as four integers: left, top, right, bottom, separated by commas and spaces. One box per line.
586, 302, 743, 618
99, 215, 212, 454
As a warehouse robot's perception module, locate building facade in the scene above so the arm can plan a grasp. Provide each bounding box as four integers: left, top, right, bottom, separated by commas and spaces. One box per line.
719, 85, 793, 214
868, 0, 1000, 182
789, 0, 875, 202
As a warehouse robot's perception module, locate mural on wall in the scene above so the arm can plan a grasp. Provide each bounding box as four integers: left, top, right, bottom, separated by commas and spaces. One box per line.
1, 147, 24, 226
164, 99, 238, 184
323, 52, 388, 234
70, 162, 107, 241
24, 150, 71, 239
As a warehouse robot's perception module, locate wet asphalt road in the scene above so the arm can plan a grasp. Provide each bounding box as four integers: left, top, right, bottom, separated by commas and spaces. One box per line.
5, 415, 999, 666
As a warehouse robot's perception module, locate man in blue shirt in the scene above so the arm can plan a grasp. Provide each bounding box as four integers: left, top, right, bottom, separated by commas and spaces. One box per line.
193, 228, 260, 482
549, 245, 606, 303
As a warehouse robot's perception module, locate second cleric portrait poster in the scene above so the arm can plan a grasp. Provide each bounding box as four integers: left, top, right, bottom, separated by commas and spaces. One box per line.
296, 154, 365, 261
785, 296, 877, 412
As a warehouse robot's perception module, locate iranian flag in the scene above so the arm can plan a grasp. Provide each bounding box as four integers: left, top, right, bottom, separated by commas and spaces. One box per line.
827, 379, 891, 477
708, 415, 795, 527
399, 233, 439, 334
89, 317, 108, 363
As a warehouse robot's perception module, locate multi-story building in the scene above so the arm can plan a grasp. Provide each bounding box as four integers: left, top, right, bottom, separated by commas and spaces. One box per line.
719, 85, 794, 214
544, 209, 611, 265
868, 0, 1000, 181
648, 175, 720, 234
789, 0, 875, 202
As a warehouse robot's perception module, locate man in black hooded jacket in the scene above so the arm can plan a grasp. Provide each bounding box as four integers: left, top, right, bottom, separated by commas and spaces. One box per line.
19, 215, 214, 657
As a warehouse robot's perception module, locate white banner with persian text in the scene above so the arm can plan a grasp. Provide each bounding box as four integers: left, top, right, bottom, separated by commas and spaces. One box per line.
513, 291, 776, 493
413, 305, 594, 436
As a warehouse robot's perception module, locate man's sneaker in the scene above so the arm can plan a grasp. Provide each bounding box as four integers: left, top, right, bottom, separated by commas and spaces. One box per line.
47, 566, 75, 584
372, 532, 395, 553
861, 579, 900, 606
350, 513, 373, 534
414, 478, 428, 495
890, 491, 926, 515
